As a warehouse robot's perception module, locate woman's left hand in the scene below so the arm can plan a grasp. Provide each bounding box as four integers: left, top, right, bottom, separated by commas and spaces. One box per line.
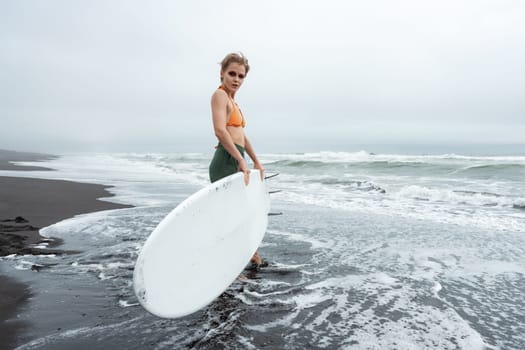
254, 161, 265, 181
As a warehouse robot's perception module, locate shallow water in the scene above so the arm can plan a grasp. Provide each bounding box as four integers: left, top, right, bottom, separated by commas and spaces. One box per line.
1, 150, 524, 349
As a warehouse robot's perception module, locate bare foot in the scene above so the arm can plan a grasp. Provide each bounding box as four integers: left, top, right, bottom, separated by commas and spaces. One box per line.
250, 251, 262, 266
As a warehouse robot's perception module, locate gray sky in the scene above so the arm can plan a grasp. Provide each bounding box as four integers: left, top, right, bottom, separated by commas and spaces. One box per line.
1, 0, 524, 154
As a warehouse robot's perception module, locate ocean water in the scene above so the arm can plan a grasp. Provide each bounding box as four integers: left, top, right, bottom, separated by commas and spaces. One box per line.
1, 149, 525, 349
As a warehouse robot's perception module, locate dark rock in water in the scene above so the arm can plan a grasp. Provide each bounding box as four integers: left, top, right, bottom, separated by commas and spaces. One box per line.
0, 219, 70, 256
513, 204, 525, 210
1, 216, 29, 223
31, 264, 43, 272
0, 232, 25, 256
15, 216, 28, 223
0, 224, 39, 232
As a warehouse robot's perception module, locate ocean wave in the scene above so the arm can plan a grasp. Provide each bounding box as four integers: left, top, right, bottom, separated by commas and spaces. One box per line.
267, 158, 450, 172
262, 152, 525, 181
309, 177, 387, 193
456, 163, 525, 176
265, 159, 332, 168
262, 150, 525, 164
276, 182, 525, 232
396, 185, 518, 208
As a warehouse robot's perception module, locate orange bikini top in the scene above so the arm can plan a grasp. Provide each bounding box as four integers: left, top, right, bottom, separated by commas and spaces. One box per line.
218, 85, 246, 128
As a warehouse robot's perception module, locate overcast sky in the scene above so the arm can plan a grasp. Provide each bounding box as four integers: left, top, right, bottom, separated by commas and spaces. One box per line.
1, 1, 524, 154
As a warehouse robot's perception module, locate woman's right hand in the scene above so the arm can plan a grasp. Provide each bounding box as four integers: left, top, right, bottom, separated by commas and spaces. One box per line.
238, 159, 250, 185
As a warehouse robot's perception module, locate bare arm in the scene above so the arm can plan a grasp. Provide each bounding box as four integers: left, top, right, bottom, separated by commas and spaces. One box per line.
244, 135, 265, 180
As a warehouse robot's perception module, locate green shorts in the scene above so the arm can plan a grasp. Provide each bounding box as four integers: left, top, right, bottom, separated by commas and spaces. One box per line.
209, 143, 245, 183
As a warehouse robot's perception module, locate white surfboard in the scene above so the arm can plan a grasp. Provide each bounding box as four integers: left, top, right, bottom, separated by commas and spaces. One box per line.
133, 170, 270, 318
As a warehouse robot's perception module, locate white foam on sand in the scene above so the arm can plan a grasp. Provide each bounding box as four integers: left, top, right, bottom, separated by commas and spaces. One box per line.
15, 317, 144, 350
267, 228, 334, 250
288, 273, 488, 349
118, 299, 139, 308
1, 153, 204, 209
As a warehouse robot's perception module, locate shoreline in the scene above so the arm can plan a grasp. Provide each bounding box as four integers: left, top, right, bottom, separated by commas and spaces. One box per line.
0, 176, 132, 256
0, 149, 133, 349
0, 149, 56, 171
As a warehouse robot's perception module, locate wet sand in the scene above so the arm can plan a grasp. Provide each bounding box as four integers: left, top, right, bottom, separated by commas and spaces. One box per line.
0, 274, 32, 350
0, 149, 132, 349
0, 176, 131, 256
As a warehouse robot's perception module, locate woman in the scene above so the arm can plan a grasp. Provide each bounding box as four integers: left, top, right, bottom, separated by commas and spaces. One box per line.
209, 52, 265, 267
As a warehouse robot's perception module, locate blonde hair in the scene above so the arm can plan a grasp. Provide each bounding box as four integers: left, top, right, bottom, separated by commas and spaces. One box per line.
220, 52, 250, 77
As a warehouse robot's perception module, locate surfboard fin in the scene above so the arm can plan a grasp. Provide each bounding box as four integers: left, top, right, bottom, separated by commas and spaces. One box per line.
265, 173, 279, 180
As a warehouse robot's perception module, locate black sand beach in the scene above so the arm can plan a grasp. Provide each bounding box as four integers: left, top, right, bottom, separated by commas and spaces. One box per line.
0, 150, 131, 349
0, 149, 522, 348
